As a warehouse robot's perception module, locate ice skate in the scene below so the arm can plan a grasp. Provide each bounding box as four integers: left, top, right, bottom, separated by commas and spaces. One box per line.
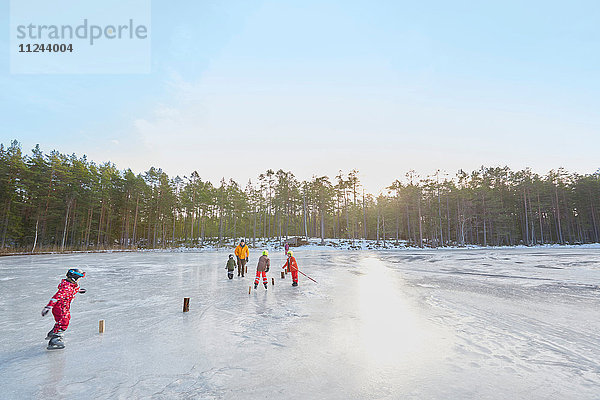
47, 333, 65, 350
46, 328, 64, 340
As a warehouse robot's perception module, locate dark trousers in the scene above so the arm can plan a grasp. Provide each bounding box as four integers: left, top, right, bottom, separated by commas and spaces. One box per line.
237, 257, 247, 276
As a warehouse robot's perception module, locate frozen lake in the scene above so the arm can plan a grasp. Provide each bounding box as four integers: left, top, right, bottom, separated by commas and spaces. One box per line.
1, 248, 599, 399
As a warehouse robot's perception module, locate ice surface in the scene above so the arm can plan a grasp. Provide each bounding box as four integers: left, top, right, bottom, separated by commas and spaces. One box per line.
1, 248, 599, 399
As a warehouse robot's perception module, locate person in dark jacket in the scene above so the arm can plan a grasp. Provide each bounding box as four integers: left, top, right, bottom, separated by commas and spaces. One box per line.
226, 254, 236, 279
254, 250, 270, 290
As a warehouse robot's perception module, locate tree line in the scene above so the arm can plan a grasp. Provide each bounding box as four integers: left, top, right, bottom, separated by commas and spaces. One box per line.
0, 140, 598, 252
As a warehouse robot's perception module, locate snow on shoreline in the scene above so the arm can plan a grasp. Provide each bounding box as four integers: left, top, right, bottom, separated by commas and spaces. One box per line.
1, 238, 599, 257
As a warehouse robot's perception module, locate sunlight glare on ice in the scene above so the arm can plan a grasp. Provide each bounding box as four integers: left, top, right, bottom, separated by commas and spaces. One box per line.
357, 257, 428, 367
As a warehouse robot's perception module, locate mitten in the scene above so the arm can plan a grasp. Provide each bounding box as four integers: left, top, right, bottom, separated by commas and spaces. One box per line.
42, 306, 52, 316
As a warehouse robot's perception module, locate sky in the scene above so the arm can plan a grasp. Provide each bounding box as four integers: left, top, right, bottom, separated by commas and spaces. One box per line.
1, 0, 599, 194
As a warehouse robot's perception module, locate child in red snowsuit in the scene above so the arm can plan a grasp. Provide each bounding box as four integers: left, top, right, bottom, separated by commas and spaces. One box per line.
283, 251, 299, 286
42, 269, 86, 349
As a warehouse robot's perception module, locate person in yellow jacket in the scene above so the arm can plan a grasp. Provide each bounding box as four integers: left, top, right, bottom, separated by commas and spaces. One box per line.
234, 239, 249, 277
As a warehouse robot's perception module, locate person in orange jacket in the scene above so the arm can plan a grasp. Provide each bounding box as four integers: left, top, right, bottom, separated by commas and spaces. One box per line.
234, 239, 249, 277
282, 250, 299, 286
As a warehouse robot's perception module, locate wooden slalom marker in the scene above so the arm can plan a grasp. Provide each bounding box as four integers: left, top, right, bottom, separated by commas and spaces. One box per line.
249, 286, 251, 294
272, 277, 275, 286
183, 297, 190, 312
281, 271, 285, 279
99, 320, 105, 333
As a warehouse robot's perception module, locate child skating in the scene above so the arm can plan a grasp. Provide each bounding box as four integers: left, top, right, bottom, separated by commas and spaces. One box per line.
226, 254, 236, 279
283, 250, 299, 286
42, 268, 86, 350
254, 250, 270, 290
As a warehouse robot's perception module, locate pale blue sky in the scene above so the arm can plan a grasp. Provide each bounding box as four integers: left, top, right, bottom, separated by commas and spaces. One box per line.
1, 0, 599, 192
